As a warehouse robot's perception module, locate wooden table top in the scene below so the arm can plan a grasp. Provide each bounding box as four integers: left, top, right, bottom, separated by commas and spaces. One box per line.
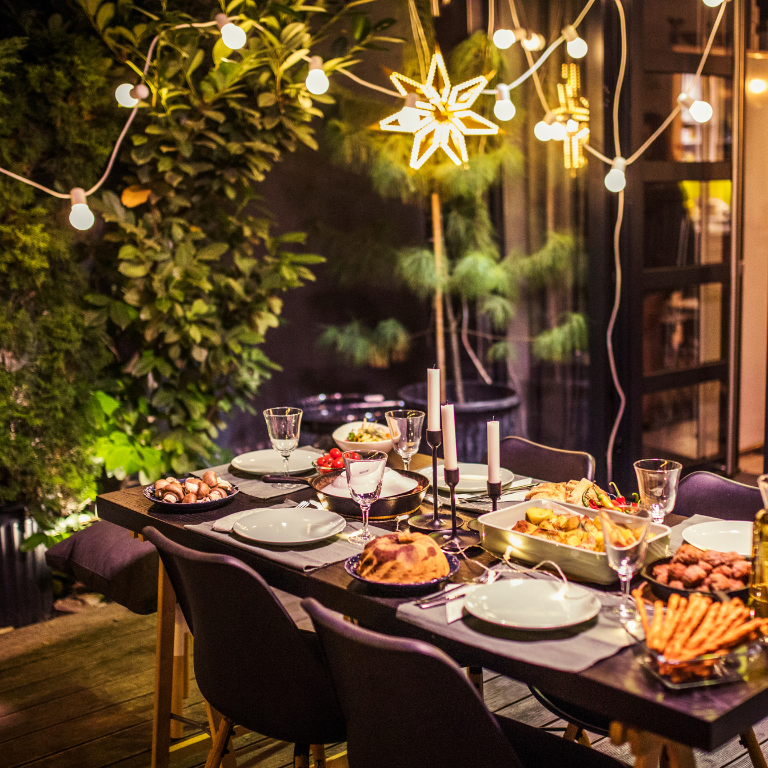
95, 455, 768, 752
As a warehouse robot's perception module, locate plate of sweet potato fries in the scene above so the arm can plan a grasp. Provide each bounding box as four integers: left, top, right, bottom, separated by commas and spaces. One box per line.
631, 586, 768, 688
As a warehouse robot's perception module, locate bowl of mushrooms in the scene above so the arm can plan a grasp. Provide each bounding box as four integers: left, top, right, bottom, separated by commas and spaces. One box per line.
143, 470, 239, 511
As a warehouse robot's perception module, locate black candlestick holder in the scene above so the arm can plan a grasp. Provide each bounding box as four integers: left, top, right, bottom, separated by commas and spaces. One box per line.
408, 429, 452, 532
429, 466, 481, 552
487, 481, 502, 512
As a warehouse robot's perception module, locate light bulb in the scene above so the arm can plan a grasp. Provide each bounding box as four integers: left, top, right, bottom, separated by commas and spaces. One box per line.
550, 121, 567, 141
749, 79, 767, 94
69, 188, 95, 230
566, 118, 578, 133
703, 0, 725, 6
493, 29, 515, 49
306, 56, 329, 95
493, 85, 515, 121
130, 84, 149, 101
562, 25, 588, 59
534, 120, 552, 141
115, 83, 138, 108
398, 98, 421, 131
604, 157, 627, 193
522, 32, 545, 51
678, 93, 713, 123
215, 14, 246, 50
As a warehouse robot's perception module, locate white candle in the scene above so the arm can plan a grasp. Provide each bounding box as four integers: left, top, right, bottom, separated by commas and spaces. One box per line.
427, 368, 441, 431
487, 420, 500, 483
441, 404, 458, 470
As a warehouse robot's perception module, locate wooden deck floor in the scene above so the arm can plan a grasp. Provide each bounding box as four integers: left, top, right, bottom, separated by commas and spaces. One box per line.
2, 598, 768, 768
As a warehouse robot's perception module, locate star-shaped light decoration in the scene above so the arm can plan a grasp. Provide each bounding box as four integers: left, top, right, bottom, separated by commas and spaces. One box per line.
380, 50, 499, 170
553, 63, 590, 170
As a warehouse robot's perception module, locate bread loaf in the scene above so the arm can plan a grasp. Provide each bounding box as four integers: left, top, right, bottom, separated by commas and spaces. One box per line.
357, 532, 450, 583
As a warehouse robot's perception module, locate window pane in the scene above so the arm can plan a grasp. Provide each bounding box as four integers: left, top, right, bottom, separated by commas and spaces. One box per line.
644, 180, 731, 268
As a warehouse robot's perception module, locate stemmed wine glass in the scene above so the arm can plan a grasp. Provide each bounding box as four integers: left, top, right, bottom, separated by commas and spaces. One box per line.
344, 450, 387, 547
599, 509, 650, 625
385, 409, 424, 472
634, 458, 682, 524
263, 407, 302, 489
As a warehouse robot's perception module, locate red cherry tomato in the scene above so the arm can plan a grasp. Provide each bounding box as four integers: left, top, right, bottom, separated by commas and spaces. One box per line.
329, 447, 342, 459
331, 457, 345, 469
344, 451, 362, 461
316, 455, 331, 467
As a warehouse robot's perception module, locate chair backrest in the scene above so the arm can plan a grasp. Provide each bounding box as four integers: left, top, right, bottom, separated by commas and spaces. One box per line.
491, 436, 596, 483
142, 528, 345, 745
301, 597, 524, 768
675, 471, 762, 521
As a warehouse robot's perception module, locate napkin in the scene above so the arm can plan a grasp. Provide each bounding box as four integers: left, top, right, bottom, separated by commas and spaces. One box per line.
211, 500, 299, 532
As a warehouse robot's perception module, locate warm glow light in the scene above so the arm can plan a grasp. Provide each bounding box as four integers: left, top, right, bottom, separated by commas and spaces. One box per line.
566, 118, 578, 133
69, 188, 95, 230
749, 79, 767, 94
398, 95, 422, 131
703, 0, 725, 6
494, 84, 515, 121
534, 120, 552, 141
550, 121, 567, 141
115, 83, 138, 108
605, 157, 627, 193
522, 32, 545, 51
678, 93, 713, 123
566, 37, 588, 58
493, 29, 515, 49
215, 13, 247, 50
306, 56, 329, 95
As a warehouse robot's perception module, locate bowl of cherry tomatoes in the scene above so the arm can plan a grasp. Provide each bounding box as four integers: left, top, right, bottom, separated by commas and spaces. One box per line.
313, 448, 363, 474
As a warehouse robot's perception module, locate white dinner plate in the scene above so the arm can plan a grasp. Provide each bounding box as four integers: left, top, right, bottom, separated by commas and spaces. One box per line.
464, 579, 602, 630
682, 520, 753, 556
231, 448, 321, 475
233, 507, 346, 546
416, 463, 516, 493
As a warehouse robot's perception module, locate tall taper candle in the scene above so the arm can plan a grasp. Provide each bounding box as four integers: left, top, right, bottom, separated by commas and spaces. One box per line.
487, 420, 500, 483
427, 368, 441, 431
441, 404, 458, 470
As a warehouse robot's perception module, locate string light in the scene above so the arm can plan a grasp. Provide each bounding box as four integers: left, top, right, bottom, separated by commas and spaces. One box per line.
492, 27, 527, 50
702, 0, 725, 6
749, 79, 767, 94
521, 32, 545, 51
115, 83, 149, 107
69, 188, 95, 230
493, 84, 516, 121
306, 56, 330, 95
215, 13, 246, 50
604, 157, 626, 193
562, 25, 588, 59
678, 93, 713, 123
398, 93, 422, 131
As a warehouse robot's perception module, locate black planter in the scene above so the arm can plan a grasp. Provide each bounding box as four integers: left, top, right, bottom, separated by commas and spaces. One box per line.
0, 505, 53, 628
399, 382, 520, 463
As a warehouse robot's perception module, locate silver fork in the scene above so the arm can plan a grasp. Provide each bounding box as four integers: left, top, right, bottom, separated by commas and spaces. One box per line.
416, 569, 500, 607
295, 500, 310, 508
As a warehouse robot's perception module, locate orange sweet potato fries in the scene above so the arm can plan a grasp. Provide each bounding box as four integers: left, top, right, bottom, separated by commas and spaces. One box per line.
631, 584, 768, 683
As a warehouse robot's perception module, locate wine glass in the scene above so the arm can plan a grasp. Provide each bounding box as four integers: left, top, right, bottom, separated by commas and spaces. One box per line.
263, 407, 302, 489
385, 409, 424, 472
599, 509, 650, 625
344, 450, 387, 547
634, 458, 682, 524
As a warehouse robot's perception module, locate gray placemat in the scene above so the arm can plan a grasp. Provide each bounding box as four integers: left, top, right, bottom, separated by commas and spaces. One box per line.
668, 514, 719, 551
185, 509, 391, 572
192, 463, 306, 499
397, 574, 634, 673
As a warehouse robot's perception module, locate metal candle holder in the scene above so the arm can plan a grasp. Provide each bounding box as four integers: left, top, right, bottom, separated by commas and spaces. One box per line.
487, 481, 502, 512
408, 429, 452, 532
430, 466, 481, 552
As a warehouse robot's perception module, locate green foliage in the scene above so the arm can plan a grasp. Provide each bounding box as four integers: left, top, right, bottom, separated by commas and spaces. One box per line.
532, 312, 588, 363
320, 319, 409, 367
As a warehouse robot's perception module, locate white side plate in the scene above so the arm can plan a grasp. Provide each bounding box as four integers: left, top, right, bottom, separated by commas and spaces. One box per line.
233, 507, 346, 546
682, 520, 753, 556
231, 447, 321, 475
464, 579, 601, 629
417, 462, 516, 493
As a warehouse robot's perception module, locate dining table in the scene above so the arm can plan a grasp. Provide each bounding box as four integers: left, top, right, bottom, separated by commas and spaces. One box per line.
95, 453, 768, 768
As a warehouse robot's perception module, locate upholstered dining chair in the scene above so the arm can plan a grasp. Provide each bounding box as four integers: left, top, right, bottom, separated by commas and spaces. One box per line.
675, 471, 762, 521
489, 436, 596, 483
142, 527, 346, 768
302, 597, 628, 768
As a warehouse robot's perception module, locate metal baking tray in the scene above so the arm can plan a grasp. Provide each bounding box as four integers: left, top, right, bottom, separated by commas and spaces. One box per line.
478, 500, 671, 585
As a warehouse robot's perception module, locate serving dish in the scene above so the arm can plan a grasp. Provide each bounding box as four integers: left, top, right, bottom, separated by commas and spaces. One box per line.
143, 479, 240, 512
230, 447, 322, 475
478, 500, 670, 585
416, 462, 516, 493
344, 552, 460, 595
641, 556, 750, 602
332, 421, 393, 454
682, 520, 752, 557
232, 507, 346, 546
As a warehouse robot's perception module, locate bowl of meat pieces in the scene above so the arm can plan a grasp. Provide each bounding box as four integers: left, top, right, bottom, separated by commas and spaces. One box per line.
642, 543, 751, 601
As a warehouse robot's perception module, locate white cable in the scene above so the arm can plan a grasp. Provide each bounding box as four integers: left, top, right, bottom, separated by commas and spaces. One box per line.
0, 167, 70, 198
482, 35, 565, 94
612, 0, 627, 158
334, 67, 402, 97
605, 190, 626, 483
582, 141, 612, 165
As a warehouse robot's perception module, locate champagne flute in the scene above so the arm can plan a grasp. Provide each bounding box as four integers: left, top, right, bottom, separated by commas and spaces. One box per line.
263, 407, 302, 489
599, 509, 650, 625
634, 458, 682, 524
385, 409, 424, 472
345, 450, 387, 547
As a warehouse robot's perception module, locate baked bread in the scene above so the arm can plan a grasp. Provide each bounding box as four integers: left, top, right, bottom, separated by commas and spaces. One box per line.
357, 532, 450, 584
525, 478, 593, 505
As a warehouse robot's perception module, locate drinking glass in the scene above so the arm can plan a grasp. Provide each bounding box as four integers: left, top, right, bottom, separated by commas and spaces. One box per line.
345, 450, 387, 547
385, 409, 425, 472
634, 458, 682, 524
600, 509, 650, 624
263, 407, 302, 489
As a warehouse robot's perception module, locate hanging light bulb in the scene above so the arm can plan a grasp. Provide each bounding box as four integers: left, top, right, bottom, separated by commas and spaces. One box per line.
566, 118, 579, 133
493, 29, 515, 49
522, 32, 545, 51
534, 120, 552, 141
604, 157, 627, 193
493, 84, 516, 121
678, 93, 713, 123
398, 93, 421, 131
550, 120, 568, 141
215, 14, 246, 50
562, 25, 588, 59
749, 79, 767, 94
115, 84, 138, 108
306, 56, 329, 95
69, 188, 95, 230
702, 0, 725, 6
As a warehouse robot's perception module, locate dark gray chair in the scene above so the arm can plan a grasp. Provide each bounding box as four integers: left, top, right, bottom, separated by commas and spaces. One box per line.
142, 527, 345, 768
302, 597, 628, 768
675, 471, 761, 521
490, 436, 596, 483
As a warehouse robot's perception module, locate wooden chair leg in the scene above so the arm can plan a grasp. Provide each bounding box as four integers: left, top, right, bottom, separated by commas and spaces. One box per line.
170, 605, 188, 738
467, 666, 484, 696
578, 729, 592, 747
183, 631, 192, 699
741, 728, 768, 768
151, 561, 176, 768
204, 715, 236, 768
311, 744, 327, 768
205, 704, 238, 768
294, 743, 310, 768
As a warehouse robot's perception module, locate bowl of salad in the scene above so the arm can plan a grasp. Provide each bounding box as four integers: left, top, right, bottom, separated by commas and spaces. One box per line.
332, 420, 393, 454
